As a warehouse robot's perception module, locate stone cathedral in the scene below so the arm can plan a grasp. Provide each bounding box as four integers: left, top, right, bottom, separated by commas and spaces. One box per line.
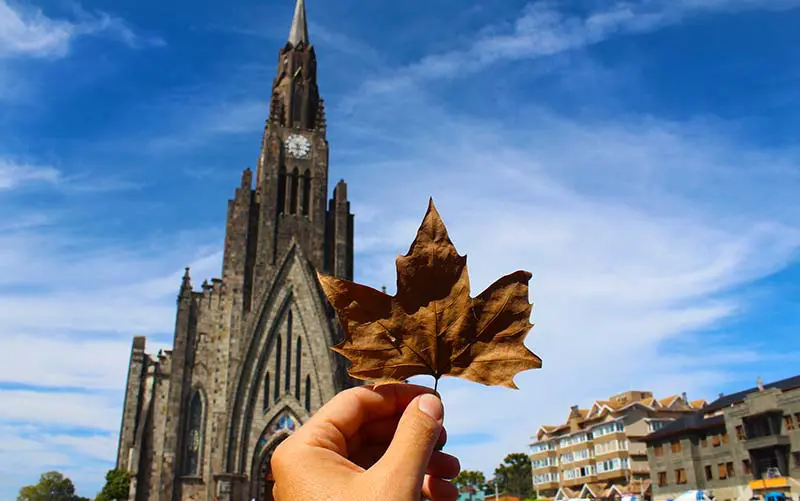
115, 2, 357, 500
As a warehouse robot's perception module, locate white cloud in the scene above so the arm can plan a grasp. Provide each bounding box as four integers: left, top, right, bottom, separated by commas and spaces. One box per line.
0, 0, 162, 59
0, 390, 120, 431
338, 99, 800, 474
0, 159, 60, 189
352, 0, 800, 99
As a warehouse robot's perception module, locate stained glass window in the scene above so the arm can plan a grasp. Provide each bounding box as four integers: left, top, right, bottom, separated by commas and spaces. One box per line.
184, 391, 203, 475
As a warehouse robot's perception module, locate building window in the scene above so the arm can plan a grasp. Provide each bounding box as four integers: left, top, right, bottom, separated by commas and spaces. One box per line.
793, 452, 800, 469
277, 166, 287, 214
649, 420, 669, 433
675, 469, 687, 484
274, 336, 282, 402
302, 170, 311, 216
712, 434, 721, 447
726, 462, 735, 478
184, 391, 203, 476
718, 463, 728, 479
784, 415, 795, 431
285, 311, 292, 393
735, 425, 746, 440
705, 465, 713, 481
721, 430, 729, 444
304, 375, 311, 411
295, 337, 302, 400
263, 372, 270, 412
658, 472, 667, 487
795, 413, 800, 428
743, 460, 751, 475
671, 440, 682, 453
592, 421, 624, 438
700, 435, 708, 448
654, 444, 664, 457
289, 169, 299, 214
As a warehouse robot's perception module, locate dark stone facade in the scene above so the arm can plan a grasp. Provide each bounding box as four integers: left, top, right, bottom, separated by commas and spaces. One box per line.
115, 3, 356, 500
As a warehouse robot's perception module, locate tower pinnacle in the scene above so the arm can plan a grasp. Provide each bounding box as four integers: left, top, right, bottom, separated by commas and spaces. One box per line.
288, 0, 309, 47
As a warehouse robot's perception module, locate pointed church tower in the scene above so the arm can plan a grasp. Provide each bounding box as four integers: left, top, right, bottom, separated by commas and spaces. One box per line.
116, 3, 357, 501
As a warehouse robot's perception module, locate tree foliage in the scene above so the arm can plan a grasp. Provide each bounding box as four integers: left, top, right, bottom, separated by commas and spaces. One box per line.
17, 471, 89, 501
96, 469, 131, 501
487, 453, 534, 499
454, 470, 487, 498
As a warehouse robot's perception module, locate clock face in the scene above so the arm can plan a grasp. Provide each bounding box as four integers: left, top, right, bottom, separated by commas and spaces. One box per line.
285, 134, 311, 158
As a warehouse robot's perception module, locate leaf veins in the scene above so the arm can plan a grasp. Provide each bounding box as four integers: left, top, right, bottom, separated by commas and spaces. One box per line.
318, 199, 542, 389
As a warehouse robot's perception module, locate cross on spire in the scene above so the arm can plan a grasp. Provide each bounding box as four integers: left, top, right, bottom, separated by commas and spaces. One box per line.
288, 0, 309, 47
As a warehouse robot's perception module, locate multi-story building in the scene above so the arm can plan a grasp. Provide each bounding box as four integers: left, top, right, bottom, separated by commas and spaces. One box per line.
531, 391, 705, 500
644, 375, 800, 501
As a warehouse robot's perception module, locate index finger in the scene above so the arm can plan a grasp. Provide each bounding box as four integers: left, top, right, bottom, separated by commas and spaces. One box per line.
295, 383, 436, 453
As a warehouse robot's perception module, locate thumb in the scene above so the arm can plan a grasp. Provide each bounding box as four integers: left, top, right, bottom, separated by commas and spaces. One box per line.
374, 393, 444, 488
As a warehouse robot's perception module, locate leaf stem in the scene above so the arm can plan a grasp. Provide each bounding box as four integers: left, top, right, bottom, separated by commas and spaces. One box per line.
434, 377, 439, 393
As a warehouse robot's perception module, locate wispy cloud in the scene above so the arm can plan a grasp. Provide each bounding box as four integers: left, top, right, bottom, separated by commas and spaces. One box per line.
352, 0, 800, 99
0, 159, 60, 189
0, 0, 162, 59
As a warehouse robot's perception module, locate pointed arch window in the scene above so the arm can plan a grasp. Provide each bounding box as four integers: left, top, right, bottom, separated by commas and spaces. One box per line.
295, 337, 302, 400
274, 336, 282, 402
184, 391, 203, 475
292, 83, 304, 127
302, 170, 311, 216
263, 372, 270, 413
285, 311, 292, 393
289, 169, 299, 214
305, 375, 311, 412
277, 166, 287, 214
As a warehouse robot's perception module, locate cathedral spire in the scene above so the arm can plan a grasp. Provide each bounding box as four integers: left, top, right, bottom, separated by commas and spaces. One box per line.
288, 0, 309, 47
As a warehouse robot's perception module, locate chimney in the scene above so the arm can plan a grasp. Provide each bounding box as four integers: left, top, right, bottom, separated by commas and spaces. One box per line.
757, 377, 764, 391
682, 392, 688, 402
718, 392, 724, 399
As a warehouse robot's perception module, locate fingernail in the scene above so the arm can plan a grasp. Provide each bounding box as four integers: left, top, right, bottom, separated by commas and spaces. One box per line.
418, 394, 444, 421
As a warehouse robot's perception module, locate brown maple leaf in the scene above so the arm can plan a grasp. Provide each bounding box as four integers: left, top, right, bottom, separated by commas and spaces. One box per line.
317, 199, 542, 389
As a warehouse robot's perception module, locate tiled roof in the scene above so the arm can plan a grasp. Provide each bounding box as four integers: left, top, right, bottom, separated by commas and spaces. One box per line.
536, 390, 696, 438
690, 399, 707, 409
658, 395, 680, 407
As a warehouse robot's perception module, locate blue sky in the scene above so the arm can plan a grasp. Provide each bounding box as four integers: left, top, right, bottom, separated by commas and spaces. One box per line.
2, 0, 800, 497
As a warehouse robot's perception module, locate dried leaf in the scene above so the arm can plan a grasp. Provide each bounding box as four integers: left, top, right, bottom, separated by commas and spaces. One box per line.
318, 199, 542, 388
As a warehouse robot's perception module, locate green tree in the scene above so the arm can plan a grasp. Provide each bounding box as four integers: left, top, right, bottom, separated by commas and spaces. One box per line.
454, 470, 487, 500
17, 471, 88, 501
96, 469, 131, 501
491, 453, 534, 499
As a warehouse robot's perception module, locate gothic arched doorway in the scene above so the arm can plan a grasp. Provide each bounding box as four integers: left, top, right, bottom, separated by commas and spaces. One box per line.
250, 412, 300, 501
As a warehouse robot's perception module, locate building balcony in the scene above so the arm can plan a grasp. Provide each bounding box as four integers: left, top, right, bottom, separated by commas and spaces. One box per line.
563, 476, 597, 488
744, 434, 790, 450
532, 465, 559, 473
597, 470, 627, 482
531, 449, 557, 459
535, 481, 559, 492
592, 432, 626, 444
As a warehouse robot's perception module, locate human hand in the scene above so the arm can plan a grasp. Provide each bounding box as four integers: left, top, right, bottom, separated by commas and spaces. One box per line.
270, 384, 461, 501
